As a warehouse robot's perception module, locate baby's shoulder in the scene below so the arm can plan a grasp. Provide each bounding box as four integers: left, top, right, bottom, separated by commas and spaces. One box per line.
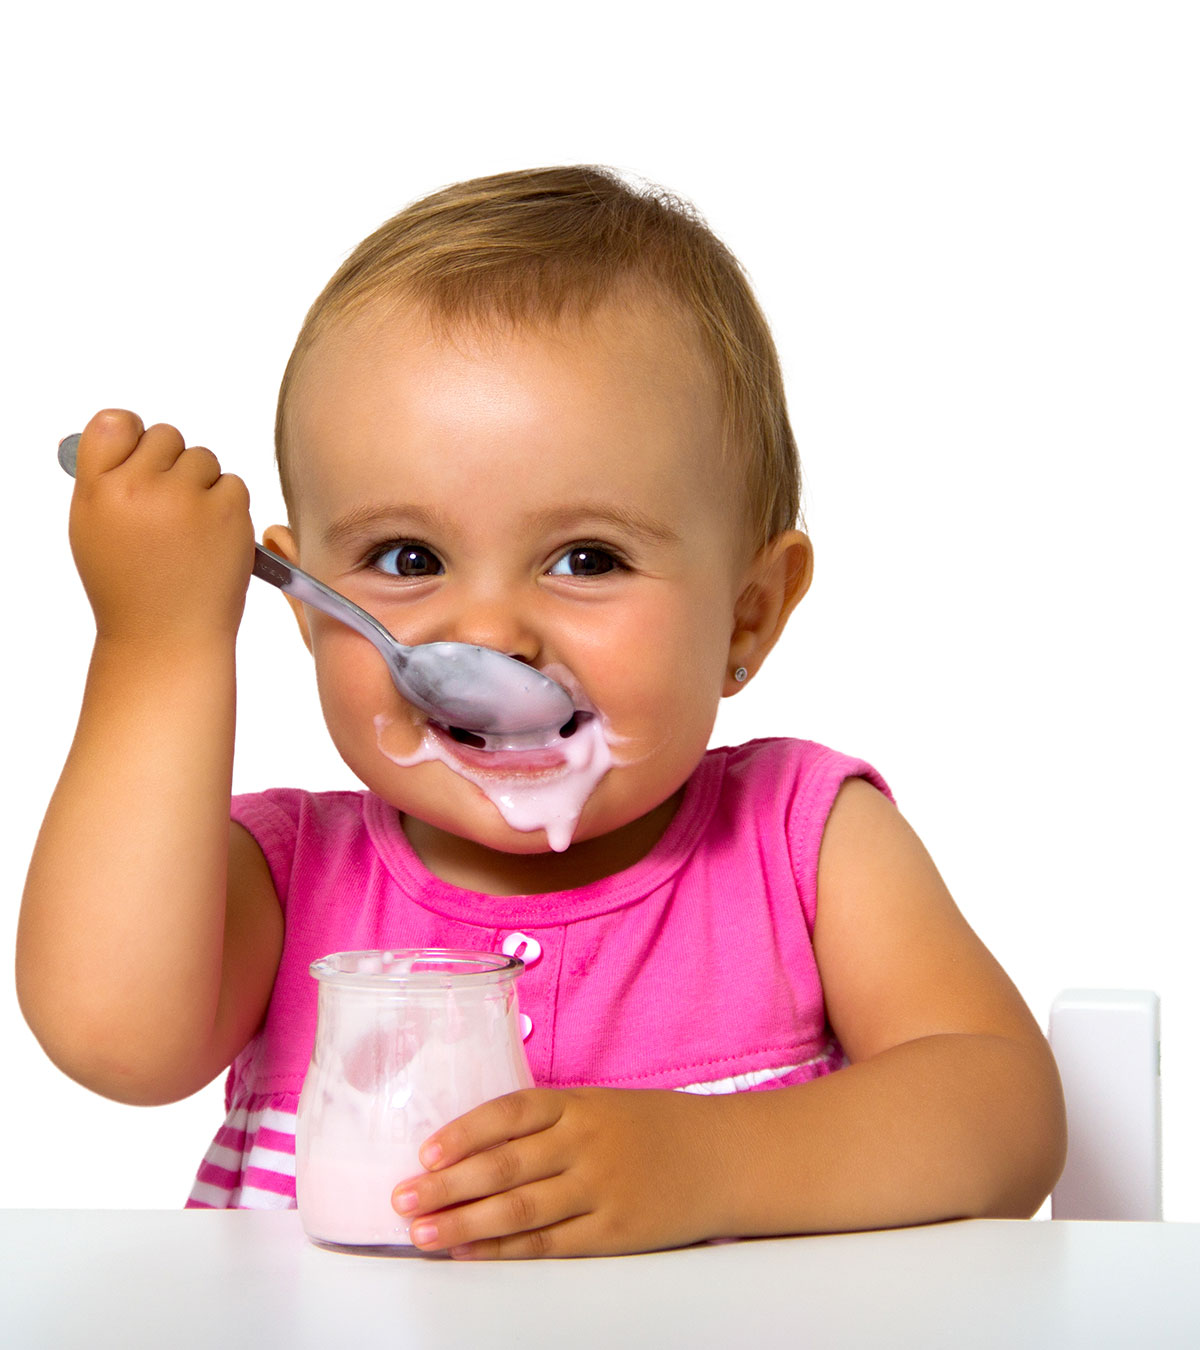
230, 788, 384, 910
711, 736, 887, 799
231, 786, 377, 851
706, 737, 893, 859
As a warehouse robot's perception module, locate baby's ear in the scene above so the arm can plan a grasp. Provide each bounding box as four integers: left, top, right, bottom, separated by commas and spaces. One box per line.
724, 530, 812, 695
260, 525, 314, 653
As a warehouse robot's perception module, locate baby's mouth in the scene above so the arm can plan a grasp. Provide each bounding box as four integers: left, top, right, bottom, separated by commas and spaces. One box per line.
430, 711, 591, 772
377, 670, 612, 852
441, 711, 583, 751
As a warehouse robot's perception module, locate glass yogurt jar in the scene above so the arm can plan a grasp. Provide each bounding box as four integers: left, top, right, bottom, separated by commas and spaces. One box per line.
295, 948, 533, 1252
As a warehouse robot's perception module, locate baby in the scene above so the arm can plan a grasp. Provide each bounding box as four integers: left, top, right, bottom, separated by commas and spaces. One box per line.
19, 166, 1066, 1258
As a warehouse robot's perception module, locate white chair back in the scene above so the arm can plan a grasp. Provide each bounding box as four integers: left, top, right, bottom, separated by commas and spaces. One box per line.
1049, 989, 1162, 1220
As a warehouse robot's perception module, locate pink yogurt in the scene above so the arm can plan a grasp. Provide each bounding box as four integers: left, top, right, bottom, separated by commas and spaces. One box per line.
296, 950, 533, 1252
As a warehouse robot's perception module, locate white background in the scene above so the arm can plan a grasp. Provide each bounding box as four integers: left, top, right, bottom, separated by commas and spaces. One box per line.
2, 2, 1196, 1218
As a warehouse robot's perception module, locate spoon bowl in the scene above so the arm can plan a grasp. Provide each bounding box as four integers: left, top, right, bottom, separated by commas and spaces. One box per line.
57, 433, 576, 738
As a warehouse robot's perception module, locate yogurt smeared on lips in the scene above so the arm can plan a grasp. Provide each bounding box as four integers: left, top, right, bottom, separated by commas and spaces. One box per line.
374, 669, 614, 852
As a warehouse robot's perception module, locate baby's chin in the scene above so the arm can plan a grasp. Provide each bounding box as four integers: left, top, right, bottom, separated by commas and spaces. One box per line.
400, 776, 615, 852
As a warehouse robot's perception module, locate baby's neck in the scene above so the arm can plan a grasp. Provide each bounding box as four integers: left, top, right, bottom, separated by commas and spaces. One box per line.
401, 790, 684, 896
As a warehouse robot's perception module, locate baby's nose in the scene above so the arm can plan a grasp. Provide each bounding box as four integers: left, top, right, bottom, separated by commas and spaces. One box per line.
443, 592, 542, 664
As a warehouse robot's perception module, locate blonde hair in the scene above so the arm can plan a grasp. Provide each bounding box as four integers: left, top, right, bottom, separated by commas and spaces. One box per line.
275, 166, 800, 546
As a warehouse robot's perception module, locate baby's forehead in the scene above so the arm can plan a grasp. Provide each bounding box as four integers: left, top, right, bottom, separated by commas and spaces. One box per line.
281, 292, 741, 530
284, 293, 725, 455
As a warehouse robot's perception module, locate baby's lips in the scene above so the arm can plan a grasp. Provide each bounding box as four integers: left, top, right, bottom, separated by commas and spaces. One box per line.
428, 719, 583, 772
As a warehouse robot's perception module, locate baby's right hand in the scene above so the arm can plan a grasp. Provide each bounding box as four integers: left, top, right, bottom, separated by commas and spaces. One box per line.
68, 409, 256, 643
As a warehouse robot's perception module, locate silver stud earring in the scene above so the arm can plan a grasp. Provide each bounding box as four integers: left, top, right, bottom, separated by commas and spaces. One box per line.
733, 666, 749, 684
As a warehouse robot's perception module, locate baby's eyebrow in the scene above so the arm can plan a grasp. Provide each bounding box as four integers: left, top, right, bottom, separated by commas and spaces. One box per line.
323, 503, 443, 549
322, 502, 682, 550
528, 504, 682, 547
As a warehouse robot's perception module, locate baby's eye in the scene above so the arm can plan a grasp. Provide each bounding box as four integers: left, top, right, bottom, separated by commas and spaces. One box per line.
370, 543, 444, 578
548, 546, 622, 578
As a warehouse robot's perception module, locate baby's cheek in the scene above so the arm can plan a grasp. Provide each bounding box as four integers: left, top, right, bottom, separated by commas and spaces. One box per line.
313, 632, 387, 707
372, 710, 426, 763
310, 644, 414, 761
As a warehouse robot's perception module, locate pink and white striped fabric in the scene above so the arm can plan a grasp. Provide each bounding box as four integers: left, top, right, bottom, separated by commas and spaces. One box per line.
187, 1096, 298, 1209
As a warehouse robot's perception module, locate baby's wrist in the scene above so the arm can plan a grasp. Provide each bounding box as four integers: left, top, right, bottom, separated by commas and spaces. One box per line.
661, 1090, 751, 1241
87, 627, 240, 694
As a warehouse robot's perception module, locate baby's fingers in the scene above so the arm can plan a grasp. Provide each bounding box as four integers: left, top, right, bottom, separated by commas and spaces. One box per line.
73, 408, 146, 478
395, 1131, 557, 1222
74, 412, 200, 484
419, 1089, 563, 1171
167, 443, 226, 489
405, 1177, 582, 1257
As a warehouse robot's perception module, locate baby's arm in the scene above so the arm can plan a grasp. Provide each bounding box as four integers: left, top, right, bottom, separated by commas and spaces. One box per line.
392, 779, 1067, 1257
714, 777, 1068, 1233
17, 410, 282, 1105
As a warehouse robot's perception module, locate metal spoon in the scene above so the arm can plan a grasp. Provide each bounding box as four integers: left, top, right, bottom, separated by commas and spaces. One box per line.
57, 433, 576, 737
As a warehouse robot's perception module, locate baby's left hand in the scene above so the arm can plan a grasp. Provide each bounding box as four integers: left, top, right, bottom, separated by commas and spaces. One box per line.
392, 1086, 723, 1259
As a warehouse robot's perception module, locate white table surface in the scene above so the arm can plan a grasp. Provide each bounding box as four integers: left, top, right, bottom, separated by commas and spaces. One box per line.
4, 1210, 1199, 1349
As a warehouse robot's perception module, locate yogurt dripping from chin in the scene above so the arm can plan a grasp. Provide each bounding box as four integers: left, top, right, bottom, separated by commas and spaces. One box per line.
374, 668, 615, 852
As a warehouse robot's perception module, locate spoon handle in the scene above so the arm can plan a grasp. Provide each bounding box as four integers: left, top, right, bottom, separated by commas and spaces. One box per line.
56, 433, 408, 668
250, 545, 409, 670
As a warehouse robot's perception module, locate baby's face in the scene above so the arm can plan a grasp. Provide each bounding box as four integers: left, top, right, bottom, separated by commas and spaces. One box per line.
271, 296, 759, 871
